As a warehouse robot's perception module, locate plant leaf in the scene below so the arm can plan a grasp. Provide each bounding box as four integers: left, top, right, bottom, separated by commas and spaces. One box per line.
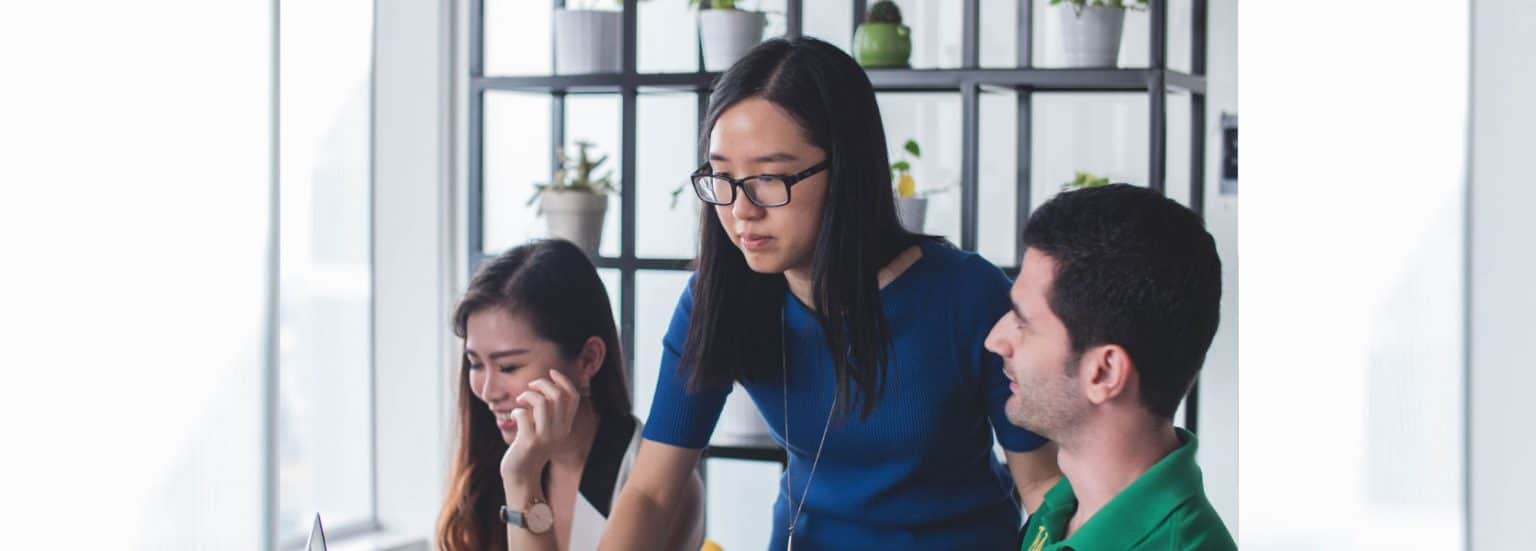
904, 139, 920, 158
669, 184, 686, 209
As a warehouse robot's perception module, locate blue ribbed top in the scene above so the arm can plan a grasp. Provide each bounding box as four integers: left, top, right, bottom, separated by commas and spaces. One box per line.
643, 239, 1047, 549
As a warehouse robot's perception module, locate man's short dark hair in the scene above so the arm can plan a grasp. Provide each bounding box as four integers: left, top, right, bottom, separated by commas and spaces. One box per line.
1022, 184, 1222, 420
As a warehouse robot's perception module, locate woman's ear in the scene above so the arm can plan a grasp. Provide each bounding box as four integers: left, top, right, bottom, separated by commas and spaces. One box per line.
577, 336, 606, 390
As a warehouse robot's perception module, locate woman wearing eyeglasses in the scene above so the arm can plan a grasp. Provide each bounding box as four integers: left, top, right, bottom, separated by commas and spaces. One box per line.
600, 37, 1061, 550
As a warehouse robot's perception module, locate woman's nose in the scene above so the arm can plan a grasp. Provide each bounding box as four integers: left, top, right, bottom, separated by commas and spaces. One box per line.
477, 369, 504, 403
730, 194, 766, 221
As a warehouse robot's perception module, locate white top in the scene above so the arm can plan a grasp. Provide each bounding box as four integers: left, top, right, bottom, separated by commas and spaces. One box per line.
567, 415, 703, 551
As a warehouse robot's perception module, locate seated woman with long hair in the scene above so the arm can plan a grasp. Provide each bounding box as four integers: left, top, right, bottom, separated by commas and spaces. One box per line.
436, 239, 703, 551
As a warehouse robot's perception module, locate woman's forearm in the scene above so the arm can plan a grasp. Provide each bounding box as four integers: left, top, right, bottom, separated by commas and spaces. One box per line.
598, 485, 671, 551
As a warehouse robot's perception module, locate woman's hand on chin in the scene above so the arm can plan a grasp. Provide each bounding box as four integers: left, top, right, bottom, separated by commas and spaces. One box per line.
499, 370, 582, 485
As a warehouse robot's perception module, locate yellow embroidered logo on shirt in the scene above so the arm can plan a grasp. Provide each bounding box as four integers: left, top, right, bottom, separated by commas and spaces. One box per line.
1027, 525, 1048, 551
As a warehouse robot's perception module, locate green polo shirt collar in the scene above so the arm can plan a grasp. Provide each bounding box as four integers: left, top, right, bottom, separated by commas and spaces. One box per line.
1025, 428, 1205, 550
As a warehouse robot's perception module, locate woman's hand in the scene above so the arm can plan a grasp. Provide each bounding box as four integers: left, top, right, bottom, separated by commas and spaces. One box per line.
499, 370, 582, 484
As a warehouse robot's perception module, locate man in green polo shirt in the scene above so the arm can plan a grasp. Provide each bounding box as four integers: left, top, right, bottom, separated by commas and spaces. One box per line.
985, 184, 1235, 550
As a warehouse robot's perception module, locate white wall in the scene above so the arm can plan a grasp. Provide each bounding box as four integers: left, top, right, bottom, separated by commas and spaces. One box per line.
1196, 0, 1240, 534
1241, 2, 1468, 548
1469, 1, 1536, 549
373, 0, 455, 546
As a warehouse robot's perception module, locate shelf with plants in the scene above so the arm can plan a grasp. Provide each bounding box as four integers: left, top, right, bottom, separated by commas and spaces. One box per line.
468, 0, 1210, 463
475, 67, 1205, 94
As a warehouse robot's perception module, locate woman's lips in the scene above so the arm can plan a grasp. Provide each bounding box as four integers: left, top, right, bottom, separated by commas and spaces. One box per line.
741, 234, 773, 251
494, 409, 519, 431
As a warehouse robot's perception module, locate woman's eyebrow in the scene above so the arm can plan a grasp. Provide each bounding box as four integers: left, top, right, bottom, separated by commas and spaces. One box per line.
707, 152, 800, 163
465, 348, 530, 360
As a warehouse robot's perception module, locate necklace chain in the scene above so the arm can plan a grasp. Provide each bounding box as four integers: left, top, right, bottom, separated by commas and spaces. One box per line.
783, 304, 835, 550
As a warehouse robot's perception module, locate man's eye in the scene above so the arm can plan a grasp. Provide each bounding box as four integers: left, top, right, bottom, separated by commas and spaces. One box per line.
498, 365, 521, 374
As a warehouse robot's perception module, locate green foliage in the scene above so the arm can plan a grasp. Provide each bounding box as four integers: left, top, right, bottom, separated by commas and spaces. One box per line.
528, 140, 617, 206
892, 139, 920, 176
687, 0, 739, 10
1061, 171, 1111, 191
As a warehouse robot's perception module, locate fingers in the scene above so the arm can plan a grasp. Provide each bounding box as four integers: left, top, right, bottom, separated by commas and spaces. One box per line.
548, 369, 579, 398
530, 376, 577, 428
510, 407, 534, 447
518, 388, 550, 434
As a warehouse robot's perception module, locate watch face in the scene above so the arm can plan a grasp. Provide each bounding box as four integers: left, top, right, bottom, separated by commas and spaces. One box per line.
525, 502, 555, 534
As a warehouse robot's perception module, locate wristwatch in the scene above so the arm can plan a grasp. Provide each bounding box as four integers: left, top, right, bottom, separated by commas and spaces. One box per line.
500, 497, 554, 534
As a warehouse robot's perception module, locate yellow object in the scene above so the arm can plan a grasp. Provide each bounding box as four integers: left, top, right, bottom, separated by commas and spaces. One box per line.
700, 539, 723, 551
897, 172, 915, 198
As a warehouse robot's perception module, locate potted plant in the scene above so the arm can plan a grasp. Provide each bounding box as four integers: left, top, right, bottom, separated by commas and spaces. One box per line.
1061, 170, 1112, 191
891, 139, 947, 233
690, 0, 768, 72
854, 1, 911, 68
1050, 0, 1147, 68
529, 140, 617, 255
553, 0, 625, 74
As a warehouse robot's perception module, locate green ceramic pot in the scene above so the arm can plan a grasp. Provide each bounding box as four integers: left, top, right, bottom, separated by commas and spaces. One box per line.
854, 22, 911, 68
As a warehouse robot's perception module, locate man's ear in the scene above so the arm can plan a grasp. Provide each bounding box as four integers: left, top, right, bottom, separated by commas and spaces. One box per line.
1079, 344, 1134, 405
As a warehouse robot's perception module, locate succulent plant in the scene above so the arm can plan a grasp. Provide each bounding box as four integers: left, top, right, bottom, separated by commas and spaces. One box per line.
1061, 171, 1112, 191
528, 140, 616, 206
866, 1, 903, 24
687, 0, 739, 9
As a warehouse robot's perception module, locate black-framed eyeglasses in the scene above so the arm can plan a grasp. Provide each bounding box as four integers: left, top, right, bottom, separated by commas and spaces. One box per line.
690, 160, 830, 208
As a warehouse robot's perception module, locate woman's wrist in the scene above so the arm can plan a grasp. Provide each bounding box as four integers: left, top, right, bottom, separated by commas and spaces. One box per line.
502, 476, 543, 507
500, 452, 547, 483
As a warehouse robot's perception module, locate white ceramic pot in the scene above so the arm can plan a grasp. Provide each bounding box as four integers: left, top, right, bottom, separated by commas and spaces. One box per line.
698, 9, 766, 72
1057, 5, 1126, 68
539, 190, 609, 255
553, 9, 623, 74
896, 196, 928, 234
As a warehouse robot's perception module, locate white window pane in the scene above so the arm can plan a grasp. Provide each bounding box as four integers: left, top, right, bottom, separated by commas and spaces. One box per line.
565, 94, 624, 258
483, 92, 552, 254
887, 0, 963, 69
485, 0, 552, 76
705, 458, 780, 549
633, 270, 693, 423
977, 89, 1018, 266
803, 0, 854, 54
599, 268, 622, 330
278, 0, 375, 541
639, 0, 699, 73
1030, 93, 1149, 212
980, 0, 1018, 68
636, 91, 701, 259
877, 92, 962, 243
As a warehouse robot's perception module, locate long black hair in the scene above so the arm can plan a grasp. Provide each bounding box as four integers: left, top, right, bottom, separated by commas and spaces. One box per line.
683, 36, 924, 419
